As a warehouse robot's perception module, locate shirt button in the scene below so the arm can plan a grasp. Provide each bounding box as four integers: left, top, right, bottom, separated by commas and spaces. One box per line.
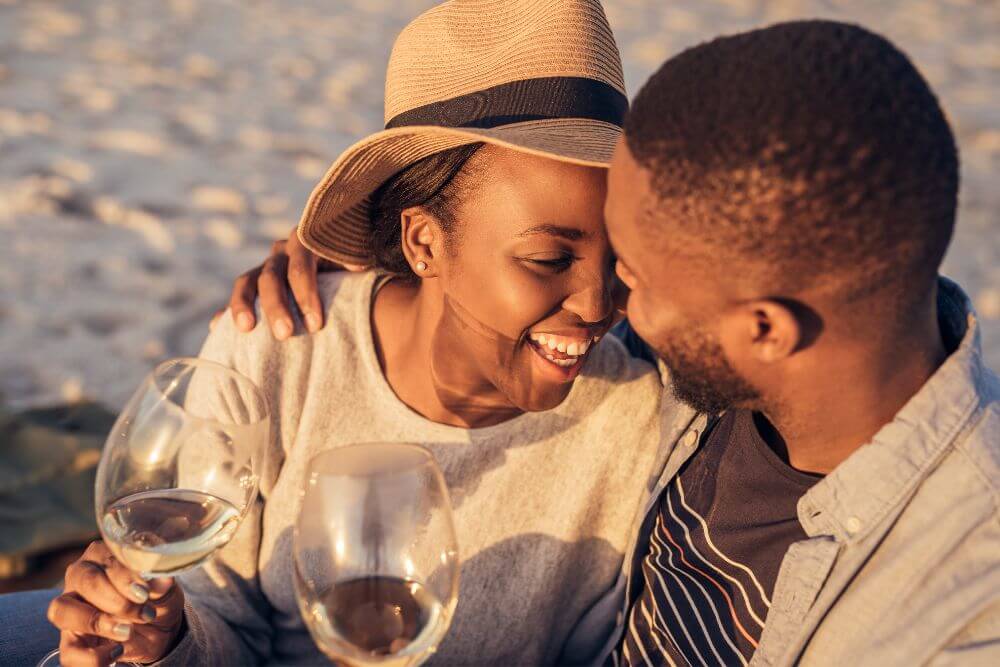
845, 516, 862, 534
683, 430, 699, 448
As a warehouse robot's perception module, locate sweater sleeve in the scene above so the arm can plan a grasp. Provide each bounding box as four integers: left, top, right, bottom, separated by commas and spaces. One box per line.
152, 312, 287, 666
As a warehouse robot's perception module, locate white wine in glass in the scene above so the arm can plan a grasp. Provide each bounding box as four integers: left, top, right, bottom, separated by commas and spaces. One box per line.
294, 443, 459, 667
96, 357, 269, 578
38, 357, 270, 667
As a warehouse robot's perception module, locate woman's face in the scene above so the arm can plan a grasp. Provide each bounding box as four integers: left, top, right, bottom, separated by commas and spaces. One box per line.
427, 146, 616, 413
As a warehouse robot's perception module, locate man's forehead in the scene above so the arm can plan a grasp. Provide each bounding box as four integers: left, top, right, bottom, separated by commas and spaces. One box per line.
606, 138, 653, 218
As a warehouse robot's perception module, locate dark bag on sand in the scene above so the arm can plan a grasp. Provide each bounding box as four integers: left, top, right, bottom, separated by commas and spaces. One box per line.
0, 402, 115, 579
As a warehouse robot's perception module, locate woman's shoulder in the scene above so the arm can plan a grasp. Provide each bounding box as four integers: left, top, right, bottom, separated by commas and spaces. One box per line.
560, 334, 663, 434
582, 332, 658, 382
315, 270, 377, 319
200, 271, 376, 378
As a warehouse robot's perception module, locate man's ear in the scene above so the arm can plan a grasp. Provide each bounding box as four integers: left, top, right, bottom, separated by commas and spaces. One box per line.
400, 207, 443, 277
722, 299, 803, 364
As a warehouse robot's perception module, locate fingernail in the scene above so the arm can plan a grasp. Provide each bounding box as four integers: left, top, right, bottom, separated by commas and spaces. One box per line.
141, 605, 156, 622
305, 313, 321, 333
237, 312, 254, 331
110, 644, 124, 659
273, 319, 292, 340
130, 583, 149, 602
113, 623, 132, 640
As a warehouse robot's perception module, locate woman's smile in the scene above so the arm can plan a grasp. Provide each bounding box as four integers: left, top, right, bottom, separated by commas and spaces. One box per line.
526, 330, 606, 382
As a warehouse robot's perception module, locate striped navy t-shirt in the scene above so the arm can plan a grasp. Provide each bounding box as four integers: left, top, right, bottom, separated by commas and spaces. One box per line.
618, 409, 821, 666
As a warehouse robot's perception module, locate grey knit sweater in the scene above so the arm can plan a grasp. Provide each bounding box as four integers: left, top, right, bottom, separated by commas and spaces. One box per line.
156, 271, 665, 666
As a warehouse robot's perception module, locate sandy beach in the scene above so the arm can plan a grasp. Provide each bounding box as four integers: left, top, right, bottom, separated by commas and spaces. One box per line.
0, 0, 997, 410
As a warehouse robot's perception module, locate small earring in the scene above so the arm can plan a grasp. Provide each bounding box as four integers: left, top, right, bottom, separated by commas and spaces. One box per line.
416, 261, 428, 271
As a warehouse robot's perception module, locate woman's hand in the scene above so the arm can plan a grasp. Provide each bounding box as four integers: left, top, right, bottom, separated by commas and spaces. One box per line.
212, 226, 366, 340
47, 541, 185, 666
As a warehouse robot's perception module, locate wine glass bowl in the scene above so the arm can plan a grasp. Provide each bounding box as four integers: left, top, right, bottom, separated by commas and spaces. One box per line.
95, 357, 269, 579
294, 443, 459, 667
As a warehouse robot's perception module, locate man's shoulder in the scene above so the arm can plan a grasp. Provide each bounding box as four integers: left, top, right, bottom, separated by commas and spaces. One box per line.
951, 374, 1000, 500
906, 385, 1000, 562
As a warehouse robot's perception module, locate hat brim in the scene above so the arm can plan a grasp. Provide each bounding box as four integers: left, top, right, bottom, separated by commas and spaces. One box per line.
297, 118, 621, 266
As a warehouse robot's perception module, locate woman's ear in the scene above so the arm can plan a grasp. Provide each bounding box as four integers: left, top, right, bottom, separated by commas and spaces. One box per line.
400, 207, 443, 277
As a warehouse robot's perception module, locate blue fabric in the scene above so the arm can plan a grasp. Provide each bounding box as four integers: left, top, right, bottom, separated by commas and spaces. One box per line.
0, 589, 61, 667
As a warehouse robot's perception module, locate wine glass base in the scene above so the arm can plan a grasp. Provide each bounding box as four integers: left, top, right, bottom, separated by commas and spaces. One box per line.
37, 648, 128, 667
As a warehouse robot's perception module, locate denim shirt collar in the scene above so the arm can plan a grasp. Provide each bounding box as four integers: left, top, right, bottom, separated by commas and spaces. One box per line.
798, 277, 986, 542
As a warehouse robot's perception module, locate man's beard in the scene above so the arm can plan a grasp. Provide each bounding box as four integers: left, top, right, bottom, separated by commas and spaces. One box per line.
654, 324, 760, 415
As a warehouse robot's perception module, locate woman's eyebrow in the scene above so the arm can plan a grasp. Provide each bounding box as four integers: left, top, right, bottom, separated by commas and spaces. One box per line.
517, 224, 587, 240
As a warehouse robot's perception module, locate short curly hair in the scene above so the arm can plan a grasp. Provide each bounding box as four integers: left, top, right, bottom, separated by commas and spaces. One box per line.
625, 20, 958, 305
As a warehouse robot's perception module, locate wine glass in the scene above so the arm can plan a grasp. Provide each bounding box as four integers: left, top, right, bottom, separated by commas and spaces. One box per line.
293, 443, 459, 667
39, 357, 270, 667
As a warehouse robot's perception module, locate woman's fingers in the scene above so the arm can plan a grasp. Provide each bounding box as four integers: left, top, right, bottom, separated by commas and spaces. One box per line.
286, 233, 324, 333
58, 632, 124, 667
228, 266, 263, 332
64, 560, 155, 623
48, 594, 134, 642
100, 552, 152, 605
258, 243, 295, 340
147, 576, 175, 600
53, 542, 184, 666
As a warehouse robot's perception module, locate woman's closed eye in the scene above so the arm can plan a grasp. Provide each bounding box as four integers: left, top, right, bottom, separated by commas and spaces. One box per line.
521, 253, 576, 272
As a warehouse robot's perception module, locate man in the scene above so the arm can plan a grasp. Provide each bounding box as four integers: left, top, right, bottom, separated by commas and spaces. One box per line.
592, 19, 999, 666
225, 20, 998, 665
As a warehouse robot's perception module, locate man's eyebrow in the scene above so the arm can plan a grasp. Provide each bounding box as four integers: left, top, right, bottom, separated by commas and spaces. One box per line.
516, 224, 587, 241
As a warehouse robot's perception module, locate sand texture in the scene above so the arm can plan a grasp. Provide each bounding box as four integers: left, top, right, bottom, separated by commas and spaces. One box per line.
0, 0, 997, 409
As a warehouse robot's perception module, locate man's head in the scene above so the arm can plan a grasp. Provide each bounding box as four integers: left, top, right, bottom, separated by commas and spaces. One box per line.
605, 20, 958, 414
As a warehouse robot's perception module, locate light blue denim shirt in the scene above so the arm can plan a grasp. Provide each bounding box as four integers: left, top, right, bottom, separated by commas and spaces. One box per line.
562, 278, 1000, 666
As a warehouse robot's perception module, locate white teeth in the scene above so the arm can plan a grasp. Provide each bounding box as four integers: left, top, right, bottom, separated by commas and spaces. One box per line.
530, 333, 599, 358
543, 353, 574, 366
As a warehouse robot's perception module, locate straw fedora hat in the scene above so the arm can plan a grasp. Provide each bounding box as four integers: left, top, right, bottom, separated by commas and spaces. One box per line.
297, 0, 628, 266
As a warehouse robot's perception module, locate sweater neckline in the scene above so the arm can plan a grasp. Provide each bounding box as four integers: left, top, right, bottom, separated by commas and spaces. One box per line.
354, 272, 583, 439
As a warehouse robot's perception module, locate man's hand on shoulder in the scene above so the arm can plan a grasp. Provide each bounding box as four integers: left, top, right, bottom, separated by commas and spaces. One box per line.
211, 226, 366, 340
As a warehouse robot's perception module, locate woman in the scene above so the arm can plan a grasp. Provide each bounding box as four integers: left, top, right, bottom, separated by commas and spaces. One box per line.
44, 1, 666, 665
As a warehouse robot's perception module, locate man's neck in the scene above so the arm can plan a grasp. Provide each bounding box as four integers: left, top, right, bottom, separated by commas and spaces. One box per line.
763, 304, 948, 475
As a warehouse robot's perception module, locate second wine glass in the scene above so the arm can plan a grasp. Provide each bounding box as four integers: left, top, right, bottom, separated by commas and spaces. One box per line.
294, 443, 459, 667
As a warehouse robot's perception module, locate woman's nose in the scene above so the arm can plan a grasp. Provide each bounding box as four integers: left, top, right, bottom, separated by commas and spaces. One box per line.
562, 280, 614, 324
